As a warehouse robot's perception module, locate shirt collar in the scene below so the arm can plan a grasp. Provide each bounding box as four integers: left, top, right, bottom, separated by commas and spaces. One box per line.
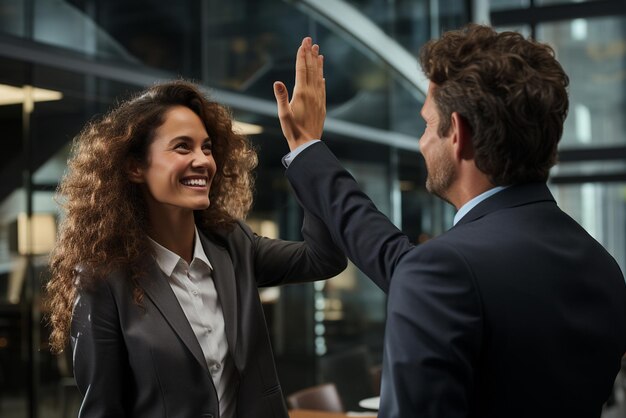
191, 227, 213, 271
148, 227, 213, 276
453, 186, 508, 226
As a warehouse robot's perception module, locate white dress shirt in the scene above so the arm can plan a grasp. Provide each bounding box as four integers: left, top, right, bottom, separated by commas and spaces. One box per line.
149, 228, 235, 418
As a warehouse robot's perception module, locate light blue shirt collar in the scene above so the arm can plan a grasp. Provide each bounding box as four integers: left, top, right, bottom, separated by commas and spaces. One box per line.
453, 186, 508, 225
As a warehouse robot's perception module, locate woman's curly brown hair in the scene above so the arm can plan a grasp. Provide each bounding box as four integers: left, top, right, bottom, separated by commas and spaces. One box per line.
46, 80, 257, 353
420, 24, 569, 185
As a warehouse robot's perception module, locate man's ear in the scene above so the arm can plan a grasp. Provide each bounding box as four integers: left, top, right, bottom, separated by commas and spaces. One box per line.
126, 159, 145, 184
450, 112, 474, 161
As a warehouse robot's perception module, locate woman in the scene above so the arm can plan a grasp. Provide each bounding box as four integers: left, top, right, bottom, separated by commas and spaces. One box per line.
46, 79, 346, 418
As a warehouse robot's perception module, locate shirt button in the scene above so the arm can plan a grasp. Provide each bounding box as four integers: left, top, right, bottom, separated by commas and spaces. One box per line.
192, 290, 198, 296
207, 327, 212, 333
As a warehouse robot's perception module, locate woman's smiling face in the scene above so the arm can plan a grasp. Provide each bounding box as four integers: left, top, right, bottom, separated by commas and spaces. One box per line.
131, 105, 217, 215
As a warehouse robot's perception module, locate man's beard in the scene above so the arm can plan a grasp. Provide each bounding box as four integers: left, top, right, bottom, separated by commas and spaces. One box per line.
425, 147, 456, 203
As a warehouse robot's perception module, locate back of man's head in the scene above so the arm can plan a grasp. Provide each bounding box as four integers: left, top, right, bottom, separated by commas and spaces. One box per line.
419, 24, 569, 186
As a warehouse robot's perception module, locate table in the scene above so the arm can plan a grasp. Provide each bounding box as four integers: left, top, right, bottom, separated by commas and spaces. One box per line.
289, 410, 377, 418
358, 396, 380, 410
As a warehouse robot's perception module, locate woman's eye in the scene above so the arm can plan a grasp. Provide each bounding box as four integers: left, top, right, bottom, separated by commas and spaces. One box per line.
174, 143, 190, 151
202, 143, 212, 154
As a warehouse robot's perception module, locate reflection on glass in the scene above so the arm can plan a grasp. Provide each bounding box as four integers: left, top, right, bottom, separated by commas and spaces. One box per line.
495, 25, 532, 38
551, 182, 626, 273
489, 0, 530, 11
0, 0, 25, 36
537, 17, 626, 148
33, 0, 139, 62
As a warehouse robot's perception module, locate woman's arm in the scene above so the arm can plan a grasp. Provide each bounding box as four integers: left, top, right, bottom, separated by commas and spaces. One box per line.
71, 278, 129, 418
237, 214, 348, 288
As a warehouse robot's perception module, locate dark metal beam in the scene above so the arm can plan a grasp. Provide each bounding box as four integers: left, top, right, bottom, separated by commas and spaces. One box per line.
550, 172, 626, 184
558, 146, 626, 163
491, 0, 626, 26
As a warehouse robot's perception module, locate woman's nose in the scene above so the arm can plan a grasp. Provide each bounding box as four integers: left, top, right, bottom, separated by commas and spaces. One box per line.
191, 149, 211, 168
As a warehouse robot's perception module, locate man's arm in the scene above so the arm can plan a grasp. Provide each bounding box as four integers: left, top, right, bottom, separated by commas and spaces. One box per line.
380, 241, 482, 418
286, 142, 411, 291
274, 38, 413, 290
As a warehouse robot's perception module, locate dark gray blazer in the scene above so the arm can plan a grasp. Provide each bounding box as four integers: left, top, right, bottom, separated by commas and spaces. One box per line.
71, 216, 347, 418
286, 142, 626, 418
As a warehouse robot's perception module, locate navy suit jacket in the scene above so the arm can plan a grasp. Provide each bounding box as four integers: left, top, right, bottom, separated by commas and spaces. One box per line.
286, 142, 626, 418
71, 217, 346, 418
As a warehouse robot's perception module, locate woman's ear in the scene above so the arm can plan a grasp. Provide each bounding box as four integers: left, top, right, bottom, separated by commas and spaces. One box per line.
126, 159, 145, 184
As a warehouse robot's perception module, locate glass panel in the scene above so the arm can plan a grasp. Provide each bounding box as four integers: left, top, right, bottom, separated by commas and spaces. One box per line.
0, 54, 142, 416
553, 160, 626, 177
489, 0, 530, 11
495, 24, 532, 38
537, 17, 626, 149
0, 56, 28, 418
550, 183, 626, 273
33, 0, 141, 63
0, 0, 25, 36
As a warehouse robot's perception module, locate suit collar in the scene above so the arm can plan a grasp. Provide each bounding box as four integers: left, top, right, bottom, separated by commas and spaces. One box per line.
140, 230, 239, 372
141, 260, 210, 374
198, 232, 238, 354
454, 182, 555, 227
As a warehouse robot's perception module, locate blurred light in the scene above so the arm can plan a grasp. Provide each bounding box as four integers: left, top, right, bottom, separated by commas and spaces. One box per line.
0, 84, 63, 106
575, 104, 591, 144
581, 183, 598, 241
571, 19, 588, 41
18, 213, 56, 255
259, 287, 280, 303
232, 120, 263, 135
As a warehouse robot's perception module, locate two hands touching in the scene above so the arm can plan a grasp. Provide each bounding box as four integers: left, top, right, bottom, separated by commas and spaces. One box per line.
273, 37, 326, 152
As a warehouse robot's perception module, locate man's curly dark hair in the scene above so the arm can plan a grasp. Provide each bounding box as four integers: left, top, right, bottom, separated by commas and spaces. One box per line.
420, 24, 569, 185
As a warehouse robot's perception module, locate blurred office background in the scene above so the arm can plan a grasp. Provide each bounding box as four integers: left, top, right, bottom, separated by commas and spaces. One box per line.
0, 0, 624, 416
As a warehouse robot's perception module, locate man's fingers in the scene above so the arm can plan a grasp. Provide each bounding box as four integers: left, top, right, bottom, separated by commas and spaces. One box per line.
318, 54, 325, 90
305, 39, 316, 83
295, 38, 309, 88
273, 81, 291, 114
274, 81, 297, 141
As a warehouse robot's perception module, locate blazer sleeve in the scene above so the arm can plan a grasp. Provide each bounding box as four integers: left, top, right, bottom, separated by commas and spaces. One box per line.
238, 210, 348, 287
382, 240, 482, 418
71, 277, 130, 418
286, 141, 413, 292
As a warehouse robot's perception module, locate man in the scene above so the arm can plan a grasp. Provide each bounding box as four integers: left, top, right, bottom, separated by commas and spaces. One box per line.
273, 26, 626, 418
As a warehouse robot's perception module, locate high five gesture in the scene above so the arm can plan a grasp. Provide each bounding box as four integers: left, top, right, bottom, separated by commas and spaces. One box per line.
273, 37, 326, 151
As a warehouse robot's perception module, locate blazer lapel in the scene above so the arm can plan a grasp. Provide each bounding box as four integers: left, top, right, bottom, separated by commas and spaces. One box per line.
140, 261, 210, 374
199, 233, 239, 358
